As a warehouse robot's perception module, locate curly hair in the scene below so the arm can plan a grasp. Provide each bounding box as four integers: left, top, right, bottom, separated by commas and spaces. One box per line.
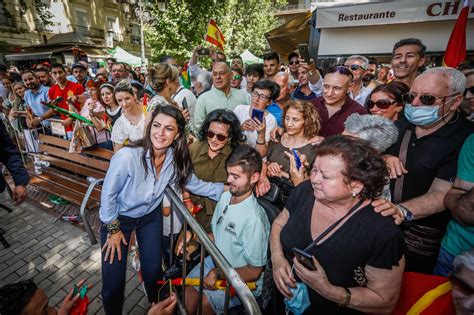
315, 135, 389, 200
198, 109, 246, 149
147, 63, 179, 93
282, 100, 321, 138
0, 279, 37, 315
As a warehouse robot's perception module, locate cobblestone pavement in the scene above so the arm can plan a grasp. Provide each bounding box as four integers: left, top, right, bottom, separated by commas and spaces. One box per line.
0, 193, 150, 314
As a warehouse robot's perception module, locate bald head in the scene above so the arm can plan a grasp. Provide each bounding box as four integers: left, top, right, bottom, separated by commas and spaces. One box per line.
212, 62, 232, 91
274, 72, 291, 101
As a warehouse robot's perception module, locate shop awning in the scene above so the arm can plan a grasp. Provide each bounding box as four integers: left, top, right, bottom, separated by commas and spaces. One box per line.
4, 47, 71, 61
265, 11, 312, 58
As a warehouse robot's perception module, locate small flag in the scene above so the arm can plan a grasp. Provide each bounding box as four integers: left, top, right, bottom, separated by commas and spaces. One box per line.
181, 63, 191, 89
443, 0, 470, 67
143, 93, 148, 113
205, 19, 225, 52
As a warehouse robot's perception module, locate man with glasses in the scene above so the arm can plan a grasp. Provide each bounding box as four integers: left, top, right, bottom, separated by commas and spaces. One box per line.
193, 62, 249, 133
391, 38, 426, 88
230, 67, 243, 89
344, 55, 373, 106
310, 66, 368, 137
287, 52, 299, 84
185, 144, 270, 315
375, 67, 474, 274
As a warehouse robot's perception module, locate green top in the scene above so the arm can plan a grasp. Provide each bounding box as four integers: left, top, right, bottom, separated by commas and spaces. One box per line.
192, 86, 249, 133
189, 140, 232, 232
441, 134, 474, 256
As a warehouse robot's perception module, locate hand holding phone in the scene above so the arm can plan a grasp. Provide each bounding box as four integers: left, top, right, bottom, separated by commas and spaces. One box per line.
292, 247, 316, 271
251, 108, 264, 123
291, 148, 302, 170
182, 97, 188, 110
198, 48, 210, 56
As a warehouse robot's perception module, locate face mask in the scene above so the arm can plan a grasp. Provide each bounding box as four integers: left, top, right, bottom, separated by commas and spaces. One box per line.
284, 282, 311, 315
404, 103, 442, 126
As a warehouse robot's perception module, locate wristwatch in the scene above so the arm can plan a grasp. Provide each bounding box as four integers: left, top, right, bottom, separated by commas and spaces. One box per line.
397, 204, 414, 222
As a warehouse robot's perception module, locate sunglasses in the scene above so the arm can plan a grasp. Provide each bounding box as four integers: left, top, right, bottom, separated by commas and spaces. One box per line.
347, 64, 366, 71
252, 91, 271, 101
232, 75, 241, 80
327, 66, 354, 80
464, 86, 474, 96
289, 59, 300, 66
367, 99, 398, 109
402, 92, 460, 106
207, 130, 228, 142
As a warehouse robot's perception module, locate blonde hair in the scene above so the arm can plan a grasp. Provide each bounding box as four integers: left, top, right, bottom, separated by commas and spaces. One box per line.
147, 63, 179, 92
283, 100, 321, 138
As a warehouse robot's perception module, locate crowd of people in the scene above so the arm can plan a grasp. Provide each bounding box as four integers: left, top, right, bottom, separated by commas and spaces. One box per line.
0, 36, 473, 315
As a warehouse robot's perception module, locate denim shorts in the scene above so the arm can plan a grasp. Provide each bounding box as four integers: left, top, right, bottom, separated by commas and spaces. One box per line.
187, 256, 241, 314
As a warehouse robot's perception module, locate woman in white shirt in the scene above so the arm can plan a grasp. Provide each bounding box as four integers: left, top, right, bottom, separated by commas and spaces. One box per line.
111, 80, 145, 152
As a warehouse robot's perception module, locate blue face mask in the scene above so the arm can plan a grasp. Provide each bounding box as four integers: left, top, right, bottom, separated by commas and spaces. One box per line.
284, 282, 311, 315
404, 103, 442, 126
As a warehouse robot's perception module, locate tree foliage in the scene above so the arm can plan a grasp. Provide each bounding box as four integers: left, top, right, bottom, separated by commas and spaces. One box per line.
145, 0, 286, 63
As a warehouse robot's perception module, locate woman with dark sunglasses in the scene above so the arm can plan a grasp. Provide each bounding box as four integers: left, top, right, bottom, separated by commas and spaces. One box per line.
186, 109, 246, 232
367, 81, 409, 121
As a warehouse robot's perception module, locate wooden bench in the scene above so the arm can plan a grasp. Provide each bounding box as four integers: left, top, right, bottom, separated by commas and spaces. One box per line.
27, 134, 113, 244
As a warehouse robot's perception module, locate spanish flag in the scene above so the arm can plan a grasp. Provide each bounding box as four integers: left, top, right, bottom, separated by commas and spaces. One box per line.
181, 62, 191, 89
443, 0, 470, 67
205, 19, 225, 52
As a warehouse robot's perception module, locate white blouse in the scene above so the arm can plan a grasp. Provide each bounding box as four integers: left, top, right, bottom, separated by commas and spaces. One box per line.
110, 113, 145, 144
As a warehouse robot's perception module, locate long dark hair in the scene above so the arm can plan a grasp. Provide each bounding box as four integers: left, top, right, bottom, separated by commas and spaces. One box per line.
135, 105, 193, 189
198, 109, 246, 149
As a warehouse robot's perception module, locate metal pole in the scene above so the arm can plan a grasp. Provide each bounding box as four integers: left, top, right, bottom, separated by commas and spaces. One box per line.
139, 0, 146, 68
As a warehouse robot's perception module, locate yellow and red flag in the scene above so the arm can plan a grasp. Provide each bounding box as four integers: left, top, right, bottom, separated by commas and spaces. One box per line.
205, 19, 225, 52
181, 62, 191, 89
443, 0, 471, 67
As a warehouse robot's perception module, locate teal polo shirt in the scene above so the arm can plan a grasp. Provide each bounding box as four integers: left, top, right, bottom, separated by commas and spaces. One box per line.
211, 191, 270, 296
441, 134, 474, 256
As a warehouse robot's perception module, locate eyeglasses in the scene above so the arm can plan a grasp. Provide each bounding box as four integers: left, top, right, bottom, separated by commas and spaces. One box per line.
217, 205, 228, 225
289, 59, 300, 66
207, 130, 228, 142
464, 86, 474, 96
347, 64, 366, 71
402, 92, 460, 106
327, 66, 354, 80
252, 91, 271, 101
366, 99, 398, 109
232, 75, 241, 80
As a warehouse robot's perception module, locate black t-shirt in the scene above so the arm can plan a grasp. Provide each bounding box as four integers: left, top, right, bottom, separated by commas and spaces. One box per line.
386, 115, 474, 229
280, 181, 405, 314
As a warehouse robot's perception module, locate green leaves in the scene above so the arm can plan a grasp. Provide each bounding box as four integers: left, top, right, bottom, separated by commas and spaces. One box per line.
146, 0, 286, 63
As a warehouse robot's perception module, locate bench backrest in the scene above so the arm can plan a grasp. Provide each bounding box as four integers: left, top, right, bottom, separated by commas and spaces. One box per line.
38, 134, 113, 179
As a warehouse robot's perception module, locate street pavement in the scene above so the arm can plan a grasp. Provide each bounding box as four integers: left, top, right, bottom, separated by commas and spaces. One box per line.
0, 192, 149, 314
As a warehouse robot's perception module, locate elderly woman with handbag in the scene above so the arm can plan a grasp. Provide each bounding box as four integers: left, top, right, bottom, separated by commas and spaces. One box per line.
270, 135, 405, 314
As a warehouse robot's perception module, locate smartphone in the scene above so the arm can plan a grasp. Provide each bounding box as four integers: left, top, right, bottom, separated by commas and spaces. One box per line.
251, 108, 264, 122
298, 44, 311, 64
291, 148, 302, 170
292, 247, 316, 271
182, 97, 188, 110
158, 279, 172, 302
198, 48, 210, 56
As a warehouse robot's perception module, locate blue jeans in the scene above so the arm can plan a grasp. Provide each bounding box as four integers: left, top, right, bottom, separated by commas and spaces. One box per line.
433, 246, 456, 277
101, 207, 163, 314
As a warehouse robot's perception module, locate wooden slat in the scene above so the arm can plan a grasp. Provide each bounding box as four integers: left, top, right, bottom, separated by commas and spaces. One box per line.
29, 168, 102, 202
39, 134, 70, 149
39, 144, 109, 172
39, 155, 105, 179
84, 147, 114, 160
29, 176, 99, 209
39, 134, 113, 160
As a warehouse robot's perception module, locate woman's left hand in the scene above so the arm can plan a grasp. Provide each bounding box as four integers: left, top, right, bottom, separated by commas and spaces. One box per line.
293, 256, 334, 298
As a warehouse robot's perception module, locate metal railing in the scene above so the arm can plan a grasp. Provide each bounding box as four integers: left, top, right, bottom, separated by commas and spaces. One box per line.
70, 24, 105, 39
165, 186, 262, 315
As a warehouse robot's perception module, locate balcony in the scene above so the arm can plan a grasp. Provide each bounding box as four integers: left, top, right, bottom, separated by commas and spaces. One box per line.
70, 24, 105, 39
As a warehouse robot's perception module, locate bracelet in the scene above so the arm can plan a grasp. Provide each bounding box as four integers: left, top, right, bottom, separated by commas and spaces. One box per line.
106, 220, 121, 234
255, 139, 266, 145
338, 287, 351, 307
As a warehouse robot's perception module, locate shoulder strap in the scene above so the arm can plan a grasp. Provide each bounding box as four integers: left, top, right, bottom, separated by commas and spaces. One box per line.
304, 198, 364, 252
393, 129, 412, 203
